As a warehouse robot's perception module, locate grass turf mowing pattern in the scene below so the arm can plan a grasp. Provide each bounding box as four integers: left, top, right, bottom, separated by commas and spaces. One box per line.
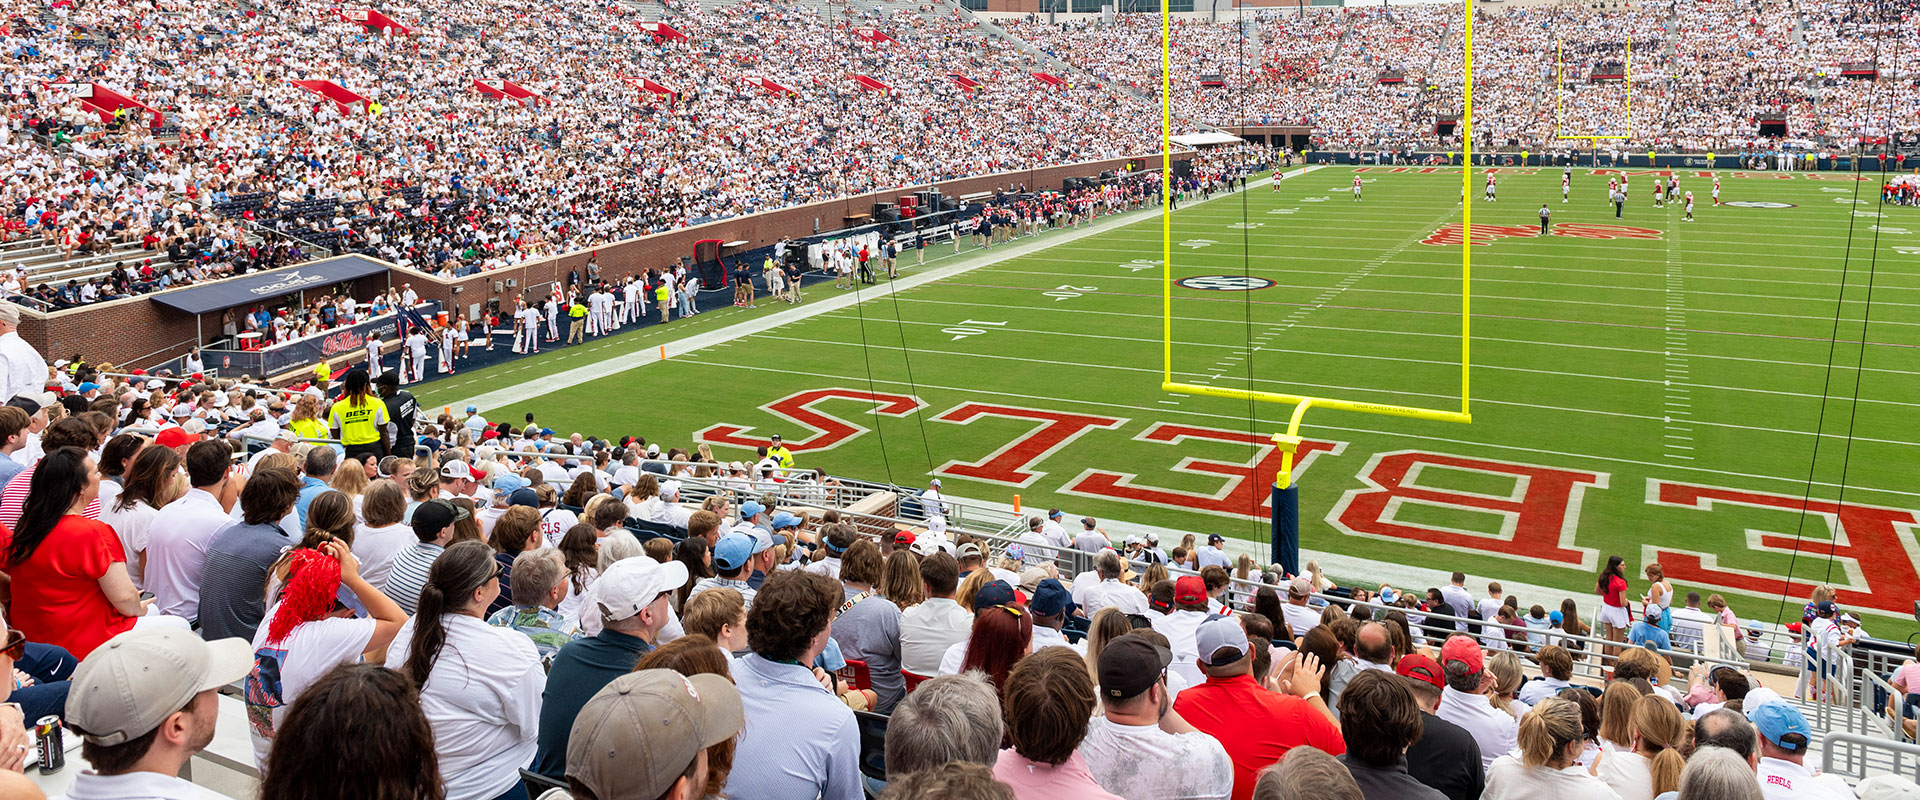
431, 168, 1920, 627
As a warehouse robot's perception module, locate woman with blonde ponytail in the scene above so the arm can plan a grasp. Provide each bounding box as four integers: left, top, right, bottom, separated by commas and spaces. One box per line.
1484, 698, 1625, 800
383, 540, 545, 800
1594, 694, 1687, 800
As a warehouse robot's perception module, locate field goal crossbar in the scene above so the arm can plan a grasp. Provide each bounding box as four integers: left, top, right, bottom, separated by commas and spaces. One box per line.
1155, 0, 1473, 506
1554, 36, 1633, 143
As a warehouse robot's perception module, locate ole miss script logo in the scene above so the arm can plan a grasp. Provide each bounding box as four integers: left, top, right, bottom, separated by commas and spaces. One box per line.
701, 388, 1920, 619
1421, 223, 1664, 247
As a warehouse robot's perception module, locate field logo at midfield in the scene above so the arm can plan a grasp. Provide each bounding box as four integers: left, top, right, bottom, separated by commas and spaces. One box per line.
1722, 201, 1798, 209
1062, 423, 1345, 520
930, 403, 1126, 488
697, 388, 924, 453
1327, 451, 1606, 570
1176, 276, 1276, 292
1642, 479, 1920, 616
1420, 223, 1664, 247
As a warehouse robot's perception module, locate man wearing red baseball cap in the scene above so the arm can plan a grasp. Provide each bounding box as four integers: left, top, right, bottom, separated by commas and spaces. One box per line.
1434, 634, 1515, 773
1398, 652, 1486, 800
1150, 575, 1212, 688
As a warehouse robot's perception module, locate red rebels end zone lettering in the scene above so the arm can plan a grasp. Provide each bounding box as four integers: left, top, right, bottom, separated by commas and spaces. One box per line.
1421, 223, 1664, 246
930, 403, 1125, 488
1646, 480, 1920, 616
696, 388, 924, 453
1328, 451, 1605, 569
1063, 423, 1343, 519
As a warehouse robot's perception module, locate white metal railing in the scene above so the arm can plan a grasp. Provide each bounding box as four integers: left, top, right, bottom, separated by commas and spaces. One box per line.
1823, 731, 1920, 785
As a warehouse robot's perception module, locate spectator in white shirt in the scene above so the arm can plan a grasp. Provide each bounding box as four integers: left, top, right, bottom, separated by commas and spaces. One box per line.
143, 439, 237, 624
1039, 509, 1073, 551
352, 479, 415, 591
899, 551, 970, 677
1482, 698, 1622, 800
1441, 573, 1475, 634
1518, 645, 1578, 706
1435, 635, 1518, 773
1151, 575, 1212, 688
1751, 701, 1853, 800
1281, 576, 1323, 639
0, 302, 45, 402
1078, 551, 1149, 619
1477, 583, 1506, 631
1593, 694, 1686, 800
385, 540, 545, 800
1194, 534, 1231, 569
1079, 634, 1233, 800
1072, 517, 1110, 554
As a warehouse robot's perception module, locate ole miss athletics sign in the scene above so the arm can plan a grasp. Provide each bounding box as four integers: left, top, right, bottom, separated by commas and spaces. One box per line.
699, 388, 1920, 619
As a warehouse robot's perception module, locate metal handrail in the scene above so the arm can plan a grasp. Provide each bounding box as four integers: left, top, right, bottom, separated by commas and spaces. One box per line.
1823, 731, 1920, 785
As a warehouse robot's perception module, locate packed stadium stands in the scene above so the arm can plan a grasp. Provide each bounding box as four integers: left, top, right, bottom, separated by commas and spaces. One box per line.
4, 0, 1916, 312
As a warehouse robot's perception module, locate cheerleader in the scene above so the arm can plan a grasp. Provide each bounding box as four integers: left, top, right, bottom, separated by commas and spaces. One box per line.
437, 322, 456, 374
364, 333, 383, 379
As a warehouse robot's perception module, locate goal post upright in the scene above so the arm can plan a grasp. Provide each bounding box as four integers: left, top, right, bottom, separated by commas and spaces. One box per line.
1157, 0, 1473, 576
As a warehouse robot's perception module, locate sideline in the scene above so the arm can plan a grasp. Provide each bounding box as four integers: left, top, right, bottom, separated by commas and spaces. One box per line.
448, 165, 1320, 412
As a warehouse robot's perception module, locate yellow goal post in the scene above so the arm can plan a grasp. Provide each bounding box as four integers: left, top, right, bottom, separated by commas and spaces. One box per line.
1157, 0, 1473, 490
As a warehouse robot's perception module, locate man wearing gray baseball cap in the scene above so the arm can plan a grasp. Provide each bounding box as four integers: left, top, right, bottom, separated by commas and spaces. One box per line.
63, 628, 251, 799
542, 669, 744, 800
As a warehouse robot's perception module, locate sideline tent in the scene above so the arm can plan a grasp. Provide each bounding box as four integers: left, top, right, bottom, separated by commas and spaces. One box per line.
290, 79, 369, 112
151, 256, 390, 316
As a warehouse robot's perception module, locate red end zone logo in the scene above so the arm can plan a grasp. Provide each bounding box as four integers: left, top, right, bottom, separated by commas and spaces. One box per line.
1421, 223, 1664, 246
702, 388, 1920, 617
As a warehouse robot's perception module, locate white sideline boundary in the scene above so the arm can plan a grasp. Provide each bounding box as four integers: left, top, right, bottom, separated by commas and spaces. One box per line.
446, 165, 1318, 413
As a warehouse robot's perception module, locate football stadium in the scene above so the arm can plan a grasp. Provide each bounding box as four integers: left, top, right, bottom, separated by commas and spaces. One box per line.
2, 0, 1919, 796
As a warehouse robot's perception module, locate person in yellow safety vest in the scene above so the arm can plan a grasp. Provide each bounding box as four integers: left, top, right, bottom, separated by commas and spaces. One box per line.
313, 360, 332, 390
768, 434, 794, 469
567, 297, 587, 344
368, 100, 384, 117
655, 279, 671, 324
327, 370, 391, 461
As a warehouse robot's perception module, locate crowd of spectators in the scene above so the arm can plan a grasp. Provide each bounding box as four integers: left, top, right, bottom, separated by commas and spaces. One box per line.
1006, 0, 1918, 153
1, 0, 1159, 304
0, 304, 1912, 800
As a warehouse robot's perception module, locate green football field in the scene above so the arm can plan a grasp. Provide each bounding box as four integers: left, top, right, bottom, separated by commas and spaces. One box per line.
422, 166, 1920, 630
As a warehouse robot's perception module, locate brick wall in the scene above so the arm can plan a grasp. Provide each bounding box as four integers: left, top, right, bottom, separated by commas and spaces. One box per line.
25, 153, 1182, 368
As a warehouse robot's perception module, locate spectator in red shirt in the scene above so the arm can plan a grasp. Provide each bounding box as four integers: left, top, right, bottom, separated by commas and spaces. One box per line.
0, 448, 147, 658
1173, 615, 1344, 800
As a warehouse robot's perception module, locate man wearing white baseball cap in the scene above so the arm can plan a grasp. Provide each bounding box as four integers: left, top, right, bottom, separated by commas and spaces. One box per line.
545, 669, 744, 800
63, 628, 251, 800
532, 556, 688, 780
438, 459, 484, 499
